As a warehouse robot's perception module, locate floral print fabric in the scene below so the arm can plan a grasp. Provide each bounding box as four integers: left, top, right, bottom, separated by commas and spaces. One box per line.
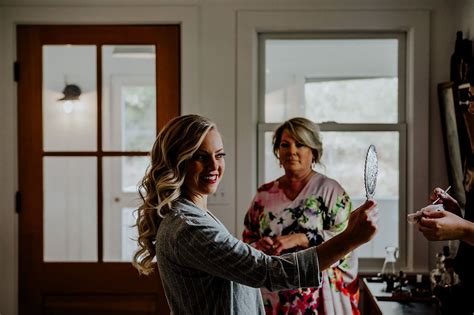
243, 173, 359, 315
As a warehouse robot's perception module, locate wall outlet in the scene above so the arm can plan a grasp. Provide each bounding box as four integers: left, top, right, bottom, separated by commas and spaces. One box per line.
208, 187, 228, 205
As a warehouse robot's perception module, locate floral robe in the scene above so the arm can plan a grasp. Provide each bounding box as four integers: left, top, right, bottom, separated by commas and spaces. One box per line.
242, 173, 359, 315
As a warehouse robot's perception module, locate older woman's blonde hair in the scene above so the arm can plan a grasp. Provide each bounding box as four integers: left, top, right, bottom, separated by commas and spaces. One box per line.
272, 117, 323, 165
133, 114, 215, 275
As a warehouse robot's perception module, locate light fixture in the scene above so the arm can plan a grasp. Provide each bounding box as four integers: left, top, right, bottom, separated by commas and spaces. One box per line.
58, 84, 81, 114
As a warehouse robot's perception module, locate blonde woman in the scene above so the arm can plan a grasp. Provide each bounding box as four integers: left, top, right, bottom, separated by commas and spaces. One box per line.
243, 117, 359, 314
133, 114, 378, 314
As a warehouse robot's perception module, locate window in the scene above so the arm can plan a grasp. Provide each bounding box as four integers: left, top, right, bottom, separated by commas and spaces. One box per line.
258, 34, 406, 265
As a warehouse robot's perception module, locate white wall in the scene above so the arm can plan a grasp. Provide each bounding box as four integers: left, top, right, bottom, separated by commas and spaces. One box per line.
455, 0, 474, 36
0, 0, 467, 314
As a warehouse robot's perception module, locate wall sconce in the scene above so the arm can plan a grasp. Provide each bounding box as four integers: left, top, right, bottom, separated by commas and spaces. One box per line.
58, 84, 81, 114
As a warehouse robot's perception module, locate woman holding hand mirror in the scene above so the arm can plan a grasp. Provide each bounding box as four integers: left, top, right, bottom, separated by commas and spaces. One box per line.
133, 114, 378, 314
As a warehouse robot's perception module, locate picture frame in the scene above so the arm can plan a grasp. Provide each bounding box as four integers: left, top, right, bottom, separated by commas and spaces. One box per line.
437, 81, 466, 206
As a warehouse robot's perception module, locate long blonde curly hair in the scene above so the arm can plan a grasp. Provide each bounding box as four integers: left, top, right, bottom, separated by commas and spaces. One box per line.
132, 114, 215, 275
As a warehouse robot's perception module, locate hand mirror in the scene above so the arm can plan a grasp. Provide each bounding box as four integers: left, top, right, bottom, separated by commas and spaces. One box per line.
364, 144, 378, 200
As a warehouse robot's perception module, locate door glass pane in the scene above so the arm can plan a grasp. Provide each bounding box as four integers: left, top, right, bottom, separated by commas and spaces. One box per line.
43, 157, 97, 261
265, 39, 398, 123
263, 131, 399, 258
102, 45, 156, 151
103, 156, 149, 261
42, 45, 97, 151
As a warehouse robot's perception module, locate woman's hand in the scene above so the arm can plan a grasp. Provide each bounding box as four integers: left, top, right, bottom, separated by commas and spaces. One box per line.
254, 236, 275, 254
430, 187, 462, 216
342, 199, 379, 247
418, 208, 474, 244
272, 233, 309, 255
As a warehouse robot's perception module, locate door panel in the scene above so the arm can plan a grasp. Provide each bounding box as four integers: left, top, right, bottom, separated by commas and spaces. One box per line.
17, 25, 179, 315
43, 156, 98, 262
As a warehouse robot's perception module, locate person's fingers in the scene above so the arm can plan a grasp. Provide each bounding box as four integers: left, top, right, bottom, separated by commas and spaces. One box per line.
417, 223, 432, 232
257, 237, 275, 252
272, 241, 286, 255
417, 226, 438, 242
261, 237, 274, 245
419, 216, 439, 228
440, 191, 457, 204
421, 209, 445, 219
430, 187, 458, 207
430, 187, 444, 201
361, 199, 377, 210
352, 199, 377, 223
422, 204, 443, 212
371, 209, 380, 224
273, 235, 284, 242
367, 207, 379, 222
276, 237, 290, 248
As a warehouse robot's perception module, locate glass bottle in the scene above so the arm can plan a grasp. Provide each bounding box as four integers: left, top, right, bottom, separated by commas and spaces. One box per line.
441, 245, 460, 286
430, 251, 445, 290
381, 246, 398, 275
451, 31, 464, 84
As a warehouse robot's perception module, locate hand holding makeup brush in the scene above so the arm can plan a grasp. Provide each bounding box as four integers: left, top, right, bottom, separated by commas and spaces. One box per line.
429, 186, 462, 217
415, 187, 474, 245
407, 186, 453, 224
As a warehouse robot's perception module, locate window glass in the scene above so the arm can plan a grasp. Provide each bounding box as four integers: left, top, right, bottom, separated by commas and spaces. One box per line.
103, 156, 149, 262
264, 39, 398, 123
262, 36, 402, 259
101, 45, 156, 151
42, 45, 97, 151
304, 78, 397, 123
43, 157, 97, 261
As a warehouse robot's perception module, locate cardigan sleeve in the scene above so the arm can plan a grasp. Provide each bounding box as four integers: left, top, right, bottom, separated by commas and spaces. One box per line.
176, 213, 322, 291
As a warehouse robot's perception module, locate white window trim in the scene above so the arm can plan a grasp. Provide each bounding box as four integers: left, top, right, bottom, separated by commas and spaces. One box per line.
236, 10, 430, 272
258, 33, 406, 271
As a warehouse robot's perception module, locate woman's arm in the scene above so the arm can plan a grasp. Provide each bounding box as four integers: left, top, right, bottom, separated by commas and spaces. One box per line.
177, 199, 377, 290
317, 199, 378, 270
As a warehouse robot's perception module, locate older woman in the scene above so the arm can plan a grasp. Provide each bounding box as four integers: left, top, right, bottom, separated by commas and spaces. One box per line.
133, 114, 378, 314
243, 117, 359, 314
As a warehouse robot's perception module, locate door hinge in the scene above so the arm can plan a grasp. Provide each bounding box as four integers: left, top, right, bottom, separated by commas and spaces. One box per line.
15, 191, 21, 213
14, 61, 19, 82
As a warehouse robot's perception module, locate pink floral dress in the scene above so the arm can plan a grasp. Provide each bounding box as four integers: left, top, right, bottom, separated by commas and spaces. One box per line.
243, 173, 359, 315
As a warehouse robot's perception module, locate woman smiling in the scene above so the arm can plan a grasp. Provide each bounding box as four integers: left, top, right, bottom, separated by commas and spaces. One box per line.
133, 114, 378, 314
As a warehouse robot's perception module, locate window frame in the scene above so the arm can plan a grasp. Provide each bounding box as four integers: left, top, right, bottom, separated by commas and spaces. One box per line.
235, 10, 430, 273
257, 33, 407, 271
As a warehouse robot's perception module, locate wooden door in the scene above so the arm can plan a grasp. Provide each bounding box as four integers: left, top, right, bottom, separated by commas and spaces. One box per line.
17, 25, 179, 315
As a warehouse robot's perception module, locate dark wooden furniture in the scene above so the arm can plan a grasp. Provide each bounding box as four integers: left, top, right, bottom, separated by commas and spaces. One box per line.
359, 277, 440, 315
